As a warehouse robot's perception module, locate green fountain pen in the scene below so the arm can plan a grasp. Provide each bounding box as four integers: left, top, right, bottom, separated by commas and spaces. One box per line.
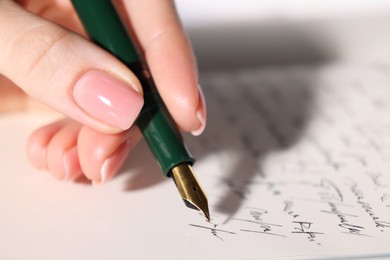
71, 0, 209, 221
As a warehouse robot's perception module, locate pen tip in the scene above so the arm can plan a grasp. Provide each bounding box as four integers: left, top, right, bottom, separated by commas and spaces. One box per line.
171, 164, 210, 221
183, 197, 210, 221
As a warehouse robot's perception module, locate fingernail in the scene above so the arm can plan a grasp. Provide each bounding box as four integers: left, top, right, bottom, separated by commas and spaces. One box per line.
93, 140, 131, 185
73, 70, 143, 130
63, 146, 81, 181
191, 84, 207, 136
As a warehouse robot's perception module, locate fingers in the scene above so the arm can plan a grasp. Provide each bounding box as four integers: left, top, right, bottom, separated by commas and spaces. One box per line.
46, 121, 83, 180
120, 0, 206, 134
77, 125, 141, 184
0, 75, 28, 112
0, 1, 143, 134
27, 119, 82, 180
0, 75, 56, 113
17, 0, 85, 35
26, 118, 141, 183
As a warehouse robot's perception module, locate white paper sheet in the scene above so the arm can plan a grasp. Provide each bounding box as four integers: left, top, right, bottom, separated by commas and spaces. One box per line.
1, 63, 390, 259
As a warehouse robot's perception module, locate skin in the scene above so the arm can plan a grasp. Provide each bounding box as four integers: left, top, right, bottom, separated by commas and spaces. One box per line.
0, 0, 206, 184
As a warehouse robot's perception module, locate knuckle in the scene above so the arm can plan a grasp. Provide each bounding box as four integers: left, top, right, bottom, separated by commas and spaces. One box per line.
10, 24, 69, 78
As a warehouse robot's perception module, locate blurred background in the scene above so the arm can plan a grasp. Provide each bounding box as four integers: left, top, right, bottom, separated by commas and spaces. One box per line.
175, 0, 390, 71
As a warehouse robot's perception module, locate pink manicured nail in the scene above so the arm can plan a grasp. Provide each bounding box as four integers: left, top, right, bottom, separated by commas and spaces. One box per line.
191, 84, 207, 136
73, 70, 143, 130
93, 140, 131, 185
63, 146, 82, 181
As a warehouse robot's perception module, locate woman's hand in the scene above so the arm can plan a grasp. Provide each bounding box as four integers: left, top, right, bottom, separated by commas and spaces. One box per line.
0, 0, 206, 183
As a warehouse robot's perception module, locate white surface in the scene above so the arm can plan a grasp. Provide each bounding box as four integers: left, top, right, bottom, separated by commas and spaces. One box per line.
1, 63, 390, 259
175, 0, 390, 26
176, 1, 390, 69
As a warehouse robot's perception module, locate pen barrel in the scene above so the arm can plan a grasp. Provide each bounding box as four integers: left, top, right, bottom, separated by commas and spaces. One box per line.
72, 0, 195, 177
130, 63, 195, 176
71, 0, 139, 64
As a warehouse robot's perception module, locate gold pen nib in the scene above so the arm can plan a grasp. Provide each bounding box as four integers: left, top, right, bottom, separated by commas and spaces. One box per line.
171, 164, 210, 221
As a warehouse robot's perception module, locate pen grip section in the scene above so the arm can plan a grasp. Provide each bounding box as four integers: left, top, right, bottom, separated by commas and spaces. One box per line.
130, 63, 195, 177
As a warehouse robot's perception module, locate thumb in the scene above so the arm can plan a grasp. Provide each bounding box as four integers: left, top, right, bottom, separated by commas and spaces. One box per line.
0, 1, 143, 133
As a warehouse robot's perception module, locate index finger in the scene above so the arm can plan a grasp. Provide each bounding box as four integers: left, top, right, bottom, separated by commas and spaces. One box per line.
118, 0, 205, 134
